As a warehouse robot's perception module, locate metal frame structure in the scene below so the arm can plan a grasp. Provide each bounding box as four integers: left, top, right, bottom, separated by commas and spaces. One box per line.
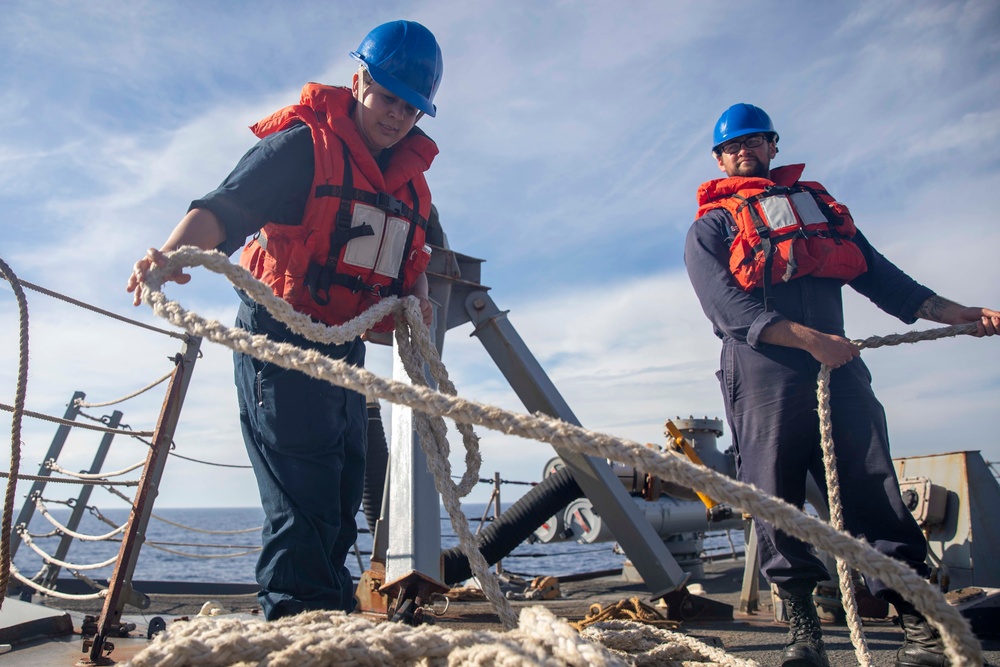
374, 242, 690, 609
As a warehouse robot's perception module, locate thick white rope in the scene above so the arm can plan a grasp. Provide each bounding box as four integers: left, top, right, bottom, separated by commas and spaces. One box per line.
34, 497, 127, 541
580, 620, 760, 666
48, 458, 145, 479
133, 247, 984, 667
16, 531, 118, 570
125, 606, 636, 667
73, 370, 175, 408
8, 563, 107, 600
813, 321, 981, 667
816, 364, 872, 666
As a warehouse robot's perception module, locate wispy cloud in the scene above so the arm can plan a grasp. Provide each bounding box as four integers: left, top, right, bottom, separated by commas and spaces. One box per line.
1, 0, 997, 509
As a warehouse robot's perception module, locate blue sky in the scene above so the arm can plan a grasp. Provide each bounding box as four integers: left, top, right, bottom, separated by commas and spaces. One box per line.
1, 0, 998, 512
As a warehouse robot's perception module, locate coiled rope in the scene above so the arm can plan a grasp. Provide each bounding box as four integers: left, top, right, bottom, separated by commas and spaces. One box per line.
125, 605, 749, 667
125, 246, 985, 667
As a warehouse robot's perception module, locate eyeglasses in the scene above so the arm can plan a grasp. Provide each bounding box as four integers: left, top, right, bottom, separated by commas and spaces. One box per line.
718, 134, 768, 155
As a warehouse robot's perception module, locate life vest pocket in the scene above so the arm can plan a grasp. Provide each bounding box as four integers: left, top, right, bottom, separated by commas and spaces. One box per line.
806, 235, 867, 281
342, 205, 412, 281
375, 216, 410, 278
343, 204, 386, 270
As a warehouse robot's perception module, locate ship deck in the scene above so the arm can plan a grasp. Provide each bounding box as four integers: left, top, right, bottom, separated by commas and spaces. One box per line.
2, 557, 998, 666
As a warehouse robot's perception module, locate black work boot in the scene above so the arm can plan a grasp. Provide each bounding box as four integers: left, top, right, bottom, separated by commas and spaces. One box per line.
781, 593, 830, 667
896, 611, 949, 667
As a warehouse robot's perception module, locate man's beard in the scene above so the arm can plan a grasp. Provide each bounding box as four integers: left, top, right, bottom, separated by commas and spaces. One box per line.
732, 160, 769, 178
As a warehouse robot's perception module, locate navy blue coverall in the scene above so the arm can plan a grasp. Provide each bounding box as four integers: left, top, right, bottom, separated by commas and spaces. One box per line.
196, 123, 376, 619
684, 199, 933, 599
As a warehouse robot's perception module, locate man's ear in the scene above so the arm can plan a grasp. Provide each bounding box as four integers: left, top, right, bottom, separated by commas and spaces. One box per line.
351, 71, 361, 99
715, 152, 727, 173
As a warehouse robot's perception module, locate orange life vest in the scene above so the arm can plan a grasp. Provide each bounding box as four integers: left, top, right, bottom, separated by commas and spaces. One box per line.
239, 83, 437, 331
697, 164, 867, 307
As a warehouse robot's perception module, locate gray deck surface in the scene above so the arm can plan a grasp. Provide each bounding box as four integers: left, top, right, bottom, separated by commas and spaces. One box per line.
3, 558, 997, 666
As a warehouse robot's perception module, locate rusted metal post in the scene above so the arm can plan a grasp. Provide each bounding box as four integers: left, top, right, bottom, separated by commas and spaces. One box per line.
84, 336, 200, 664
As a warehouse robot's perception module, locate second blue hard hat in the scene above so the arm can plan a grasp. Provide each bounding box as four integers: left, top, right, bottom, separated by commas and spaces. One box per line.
713, 103, 778, 150
350, 20, 443, 117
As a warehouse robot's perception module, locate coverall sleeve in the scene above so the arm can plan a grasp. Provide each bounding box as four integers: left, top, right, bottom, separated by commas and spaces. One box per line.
847, 229, 935, 324
190, 123, 315, 257
684, 209, 786, 348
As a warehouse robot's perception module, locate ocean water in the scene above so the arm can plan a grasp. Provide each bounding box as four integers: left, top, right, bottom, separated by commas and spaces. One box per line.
11, 504, 743, 588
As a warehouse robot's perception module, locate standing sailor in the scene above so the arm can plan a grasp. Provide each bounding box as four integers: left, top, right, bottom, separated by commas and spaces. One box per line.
128, 20, 442, 620
684, 103, 998, 667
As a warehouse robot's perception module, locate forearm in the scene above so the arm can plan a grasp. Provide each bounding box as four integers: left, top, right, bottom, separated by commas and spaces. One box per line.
915, 295, 1000, 336
759, 320, 836, 352
159, 208, 227, 253
914, 295, 973, 324
411, 272, 429, 299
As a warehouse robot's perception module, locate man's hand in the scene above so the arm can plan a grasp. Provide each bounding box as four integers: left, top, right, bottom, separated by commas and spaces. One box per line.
418, 296, 433, 326
126, 208, 226, 306
803, 332, 861, 368
126, 248, 190, 307
759, 320, 860, 368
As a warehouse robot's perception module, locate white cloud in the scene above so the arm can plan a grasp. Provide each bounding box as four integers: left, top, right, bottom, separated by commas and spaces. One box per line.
2, 0, 999, 515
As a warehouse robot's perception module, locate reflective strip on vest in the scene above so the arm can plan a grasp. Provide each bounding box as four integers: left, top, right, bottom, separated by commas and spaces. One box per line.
757, 190, 827, 232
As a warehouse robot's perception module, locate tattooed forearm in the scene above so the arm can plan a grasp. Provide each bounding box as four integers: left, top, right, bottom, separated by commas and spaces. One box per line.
915, 295, 961, 321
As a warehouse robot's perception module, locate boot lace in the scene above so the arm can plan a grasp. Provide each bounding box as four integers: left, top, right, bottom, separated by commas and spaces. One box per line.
787, 597, 823, 644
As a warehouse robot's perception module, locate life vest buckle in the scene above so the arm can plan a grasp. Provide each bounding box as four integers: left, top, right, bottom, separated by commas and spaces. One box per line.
344, 274, 381, 296
375, 191, 406, 216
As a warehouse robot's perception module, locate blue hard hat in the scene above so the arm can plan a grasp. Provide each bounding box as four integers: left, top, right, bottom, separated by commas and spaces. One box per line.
713, 103, 778, 150
350, 20, 443, 117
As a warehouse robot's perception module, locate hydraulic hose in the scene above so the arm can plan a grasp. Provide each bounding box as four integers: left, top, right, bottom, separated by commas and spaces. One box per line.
362, 400, 389, 535
441, 466, 582, 585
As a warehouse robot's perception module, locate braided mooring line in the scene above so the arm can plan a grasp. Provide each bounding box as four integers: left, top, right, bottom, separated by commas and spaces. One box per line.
0, 471, 139, 486
0, 403, 155, 437
0, 255, 29, 610
135, 247, 984, 667
816, 365, 872, 666
580, 621, 759, 666
815, 321, 981, 667
125, 606, 637, 667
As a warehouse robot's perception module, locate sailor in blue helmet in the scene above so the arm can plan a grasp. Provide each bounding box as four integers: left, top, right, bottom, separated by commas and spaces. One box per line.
127, 20, 443, 619
685, 103, 999, 666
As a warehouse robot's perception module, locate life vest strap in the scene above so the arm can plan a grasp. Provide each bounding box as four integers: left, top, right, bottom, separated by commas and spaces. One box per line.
305, 264, 401, 306
315, 185, 428, 230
